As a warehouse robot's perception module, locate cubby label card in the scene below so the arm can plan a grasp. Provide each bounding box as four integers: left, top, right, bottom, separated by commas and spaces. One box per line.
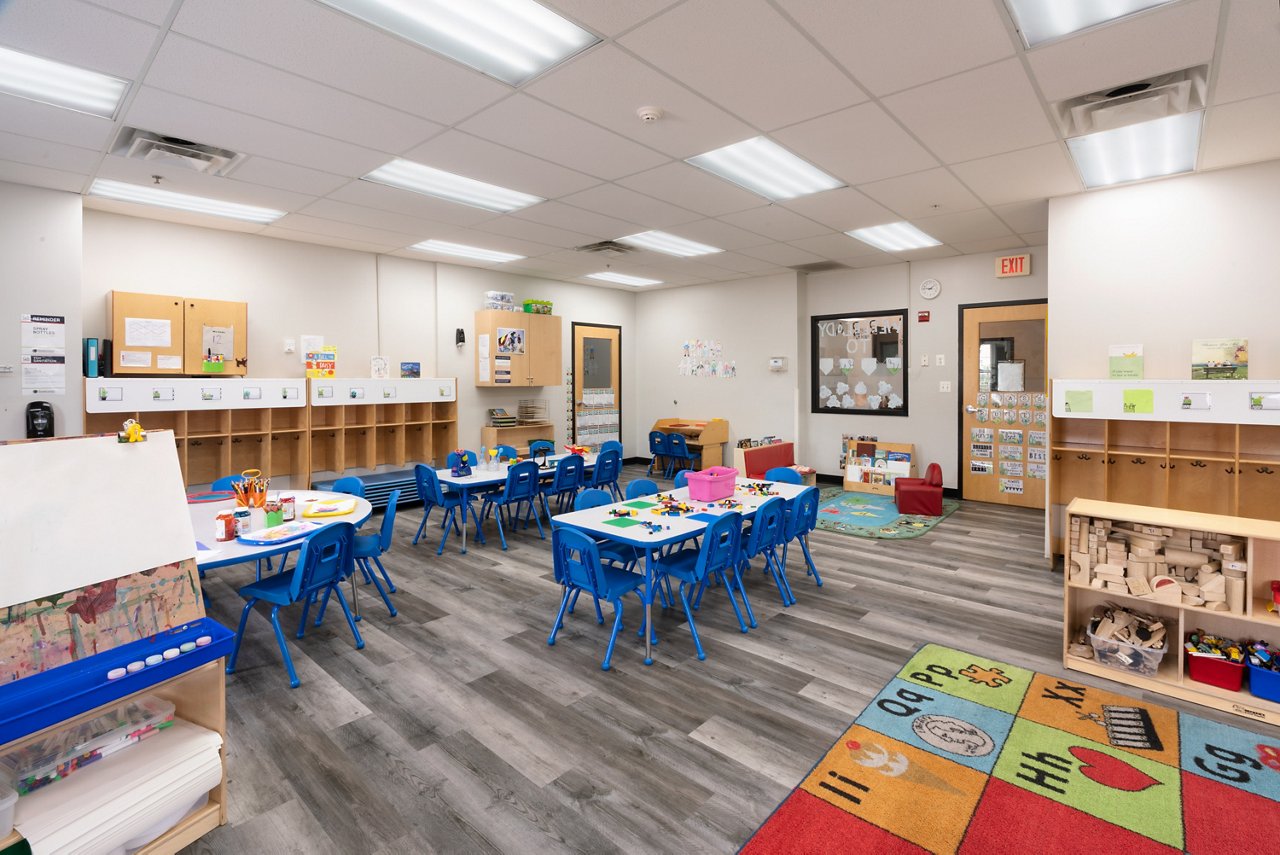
151, 387, 174, 402
317, 386, 334, 399
349, 387, 366, 399
98, 386, 123, 402
383, 387, 396, 399
282, 387, 299, 400
242, 387, 261, 400
200, 387, 221, 401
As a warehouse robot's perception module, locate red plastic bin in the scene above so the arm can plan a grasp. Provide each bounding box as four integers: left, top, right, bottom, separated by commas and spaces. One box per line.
1188, 653, 1246, 692
686, 466, 739, 502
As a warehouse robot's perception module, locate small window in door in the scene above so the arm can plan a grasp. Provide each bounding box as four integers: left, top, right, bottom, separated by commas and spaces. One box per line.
979, 338, 1013, 392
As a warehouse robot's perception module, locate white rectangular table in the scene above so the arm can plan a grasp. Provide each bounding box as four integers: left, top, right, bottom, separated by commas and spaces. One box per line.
551, 477, 810, 664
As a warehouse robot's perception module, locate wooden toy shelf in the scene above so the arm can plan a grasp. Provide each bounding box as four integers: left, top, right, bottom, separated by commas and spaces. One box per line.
480, 422, 554, 456
1063, 498, 1280, 726
842, 440, 916, 496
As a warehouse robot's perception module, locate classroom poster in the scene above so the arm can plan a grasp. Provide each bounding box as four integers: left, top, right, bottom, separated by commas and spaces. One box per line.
998, 445, 1023, 460
1000, 460, 1024, 477
1191, 338, 1247, 380
20, 313, 66, 396
998, 429, 1023, 445
400, 362, 421, 379
496, 327, 525, 354
971, 461, 993, 475
971, 443, 993, 459
971, 428, 994, 443
1028, 462, 1048, 479
999, 478, 1023, 494
1109, 344, 1144, 379
1028, 431, 1047, 447
305, 346, 337, 378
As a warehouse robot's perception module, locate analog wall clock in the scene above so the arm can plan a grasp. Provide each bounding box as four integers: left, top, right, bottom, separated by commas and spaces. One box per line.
919, 278, 941, 300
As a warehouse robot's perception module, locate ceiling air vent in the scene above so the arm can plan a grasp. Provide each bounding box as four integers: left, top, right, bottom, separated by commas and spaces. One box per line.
573, 240, 636, 257
789, 261, 850, 273
1052, 65, 1207, 137
112, 128, 246, 177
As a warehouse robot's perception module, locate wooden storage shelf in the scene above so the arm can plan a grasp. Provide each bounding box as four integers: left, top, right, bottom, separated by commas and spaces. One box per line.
229, 434, 268, 473
230, 409, 269, 433
841, 440, 916, 496
404, 424, 432, 466
309, 430, 342, 475
481, 422, 555, 456
1168, 449, 1234, 461
1109, 444, 1166, 456
344, 405, 374, 427
376, 403, 403, 426
375, 425, 403, 467
270, 407, 307, 431
406, 403, 432, 423
343, 428, 374, 471
187, 410, 230, 436
474, 309, 562, 387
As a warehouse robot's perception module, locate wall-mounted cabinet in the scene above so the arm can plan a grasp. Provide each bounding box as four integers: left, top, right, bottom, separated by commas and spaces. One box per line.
474, 310, 562, 387
108, 291, 247, 376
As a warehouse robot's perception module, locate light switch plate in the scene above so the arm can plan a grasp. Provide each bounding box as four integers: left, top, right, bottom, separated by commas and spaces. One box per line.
920, 354, 929, 367
935, 354, 946, 367
283, 338, 296, 354
940, 380, 952, 392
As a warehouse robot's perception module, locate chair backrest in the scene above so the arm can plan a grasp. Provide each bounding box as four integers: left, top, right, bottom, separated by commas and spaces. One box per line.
648, 430, 664, 455
552, 527, 607, 595
744, 497, 785, 558
332, 476, 366, 498
668, 433, 689, 457
211, 474, 244, 492
447, 450, 478, 468
695, 512, 742, 581
659, 432, 675, 455
501, 460, 540, 501
291, 522, 355, 601
529, 440, 555, 455
673, 469, 692, 489
765, 467, 802, 485
590, 448, 622, 489
625, 478, 658, 499
785, 486, 821, 539
414, 463, 445, 505
552, 454, 585, 491
600, 440, 623, 457
495, 444, 519, 461
924, 462, 943, 487
377, 489, 400, 552
574, 488, 613, 511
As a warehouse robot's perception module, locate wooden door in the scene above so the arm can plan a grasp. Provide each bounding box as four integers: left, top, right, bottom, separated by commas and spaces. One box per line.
960, 301, 1047, 508
572, 323, 621, 449
527, 313, 563, 385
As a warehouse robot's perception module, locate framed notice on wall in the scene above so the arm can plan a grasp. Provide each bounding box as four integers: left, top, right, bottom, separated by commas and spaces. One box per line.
811, 309, 907, 416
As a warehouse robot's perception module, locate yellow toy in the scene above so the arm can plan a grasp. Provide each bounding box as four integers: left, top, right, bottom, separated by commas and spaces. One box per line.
117, 418, 146, 443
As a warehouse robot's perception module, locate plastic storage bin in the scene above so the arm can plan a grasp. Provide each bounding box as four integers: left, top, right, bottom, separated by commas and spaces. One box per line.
1087, 628, 1167, 678
686, 466, 739, 502
1188, 653, 1246, 691
1248, 662, 1280, 703
0, 784, 15, 838
522, 299, 553, 314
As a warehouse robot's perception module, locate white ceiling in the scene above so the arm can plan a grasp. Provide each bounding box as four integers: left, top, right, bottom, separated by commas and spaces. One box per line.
1, 0, 1278, 290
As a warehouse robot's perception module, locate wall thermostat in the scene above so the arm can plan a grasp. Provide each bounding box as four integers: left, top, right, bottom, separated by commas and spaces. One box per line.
769, 356, 788, 372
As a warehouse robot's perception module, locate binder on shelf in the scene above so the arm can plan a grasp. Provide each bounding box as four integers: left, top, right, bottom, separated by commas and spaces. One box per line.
83, 338, 99, 378
100, 339, 113, 377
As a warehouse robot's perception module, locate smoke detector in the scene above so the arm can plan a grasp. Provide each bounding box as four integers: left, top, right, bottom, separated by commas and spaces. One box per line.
636, 106, 664, 123
1053, 65, 1207, 137
574, 240, 637, 257
112, 128, 246, 177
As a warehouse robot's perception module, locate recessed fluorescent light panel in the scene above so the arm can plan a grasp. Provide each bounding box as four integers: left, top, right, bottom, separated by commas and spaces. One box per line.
0, 45, 128, 118
846, 222, 942, 252
1004, 0, 1176, 47
88, 179, 284, 224
363, 159, 543, 213
685, 136, 844, 202
587, 272, 663, 287
315, 0, 599, 86
617, 231, 723, 257
410, 239, 523, 263
1067, 111, 1202, 189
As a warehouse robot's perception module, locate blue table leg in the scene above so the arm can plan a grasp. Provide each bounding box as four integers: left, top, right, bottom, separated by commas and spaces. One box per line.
644, 548, 655, 665
460, 486, 470, 554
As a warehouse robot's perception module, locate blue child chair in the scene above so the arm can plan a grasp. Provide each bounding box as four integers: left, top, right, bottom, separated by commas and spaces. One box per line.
352, 488, 400, 617
226, 521, 363, 688
673, 469, 693, 489
539, 453, 585, 518
736, 496, 791, 610
625, 478, 658, 499
646, 431, 665, 477
781, 487, 824, 590
765, 467, 803, 485
600, 440, 623, 457
446, 450, 478, 469
529, 440, 555, 455
651, 512, 746, 658
412, 463, 482, 554
332, 476, 366, 498
479, 460, 544, 549
665, 433, 695, 478
589, 448, 624, 501
495, 444, 519, 461
546, 527, 645, 671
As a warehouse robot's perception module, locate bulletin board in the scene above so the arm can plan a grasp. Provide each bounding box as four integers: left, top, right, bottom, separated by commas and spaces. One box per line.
811, 309, 908, 416
110, 291, 185, 374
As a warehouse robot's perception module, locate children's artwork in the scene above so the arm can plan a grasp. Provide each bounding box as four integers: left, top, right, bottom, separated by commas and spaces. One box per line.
998, 445, 1023, 461
496, 327, 525, 355
1109, 344, 1144, 379
0, 559, 204, 683
678, 339, 736, 379
400, 361, 421, 379
999, 478, 1023, 494
305, 346, 337, 379
970, 460, 993, 475
811, 309, 907, 415
998, 429, 1023, 445
971, 428, 994, 443
1192, 338, 1247, 380
1028, 431, 1047, 447
999, 460, 1024, 477
971, 443, 993, 459
370, 355, 389, 380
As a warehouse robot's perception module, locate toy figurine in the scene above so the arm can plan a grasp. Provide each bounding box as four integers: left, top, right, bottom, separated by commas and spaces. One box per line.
117, 418, 147, 443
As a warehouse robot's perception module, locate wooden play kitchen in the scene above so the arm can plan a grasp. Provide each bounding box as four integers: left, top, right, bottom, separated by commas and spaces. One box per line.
650, 418, 730, 469
1063, 497, 1280, 725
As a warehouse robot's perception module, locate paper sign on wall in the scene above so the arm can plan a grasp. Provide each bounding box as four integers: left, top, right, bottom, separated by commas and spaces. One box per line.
999, 478, 1023, 494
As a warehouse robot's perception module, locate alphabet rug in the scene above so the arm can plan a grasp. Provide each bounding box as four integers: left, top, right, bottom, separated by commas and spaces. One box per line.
741, 644, 1280, 853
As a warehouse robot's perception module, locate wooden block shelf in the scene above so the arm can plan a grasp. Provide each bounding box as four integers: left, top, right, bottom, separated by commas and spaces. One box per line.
1064, 498, 1280, 726
481, 422, 555, 456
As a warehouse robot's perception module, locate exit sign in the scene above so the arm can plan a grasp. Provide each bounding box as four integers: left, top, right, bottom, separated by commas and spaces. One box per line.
996, 253, 1031, 277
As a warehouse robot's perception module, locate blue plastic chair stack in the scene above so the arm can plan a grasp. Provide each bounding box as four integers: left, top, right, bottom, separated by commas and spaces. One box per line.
658, 433, 675, 478
412, 463, 482, 554
226, 521, 363, 689
737, 496, 792, 609
539, 453, 585, 518
352, 488, 400, 617
479, 460, 544, 549
589, 448, 624, 501
625, 478, 658, 499
782, 487, 824, 590
651, 512, 747, 658
546, 528, 645, 671
646, 430, 665, 477
765, 467, 803, 485
666, 433, 695, 478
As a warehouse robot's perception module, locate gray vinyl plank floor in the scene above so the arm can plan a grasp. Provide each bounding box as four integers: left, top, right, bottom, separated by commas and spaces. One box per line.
182, 465, 1269, 854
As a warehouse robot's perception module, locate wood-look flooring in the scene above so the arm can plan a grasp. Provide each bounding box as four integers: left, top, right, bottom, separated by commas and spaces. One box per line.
182, 467, 1268, 854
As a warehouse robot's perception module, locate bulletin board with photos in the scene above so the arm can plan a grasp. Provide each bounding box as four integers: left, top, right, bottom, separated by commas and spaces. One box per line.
811, 309, 907, 416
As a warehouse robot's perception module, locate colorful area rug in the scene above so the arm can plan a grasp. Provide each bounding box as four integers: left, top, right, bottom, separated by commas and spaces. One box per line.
743, 644, 1280, 854
815, 489, 958, 540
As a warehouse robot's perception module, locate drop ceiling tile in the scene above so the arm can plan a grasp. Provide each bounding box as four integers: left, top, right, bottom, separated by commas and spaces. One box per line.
502, 258, 605, 279
0, 92, 117, 150
665, 218, 773, 251
408, 227, 561, 260
403, 131, 599, 200
1201, 93, 1280, 171
295, 197, 451, 239
1027, 0, 1222, 103
882, 59, 1056, 163
1214, 0, 1280, 105
895, 245, 960, 262
84, 196, 267, 233
527, 45, 754, 159
473, 215, 598, 250
911, 208, 1013, 243
0, 159, 87, 193
80, 0, 174, 25
615, 162, 762, 217
787, 232, 867, 260
775, 0, 1016, 96
780, 186, 897, 232
701, 251, 783, 274
0, 130, 102, 174
950, 143, 1080, 207
146, 35, 441, 153
839, 250, 900, 268
541, 0, 681, 36
229, 157, 349, 198
512, 200, 642, 240
773, 102, 937, 186
95, 154, 317, 211
261, 225, 404, 255
719, 205, 829, 241
618, 0, 867, 130
991, 199, 1049, 234
0, 0, 159, 78
857, 168, 984, 218
171, 0, 509, 125
559, 184, 701, 230
643, 258, 743, 281
528, 249, 609, 269
1020, 231, 1048, 246
951, 236, 1028, 254
460, 95, 669, 180
269, 213, 417, 249
738, 242, 825, 267
124, 87, 388, 177
327, 180, 498, 228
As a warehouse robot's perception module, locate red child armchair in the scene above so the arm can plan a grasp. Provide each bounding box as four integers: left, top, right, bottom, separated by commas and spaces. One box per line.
894, 462, 944, 516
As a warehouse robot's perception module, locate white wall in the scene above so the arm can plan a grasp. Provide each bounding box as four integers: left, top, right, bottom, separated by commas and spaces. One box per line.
0, 182, 83, 439
635, 273, 801, 456
802, 249, 1048, 485
1049, 159, 1280, 378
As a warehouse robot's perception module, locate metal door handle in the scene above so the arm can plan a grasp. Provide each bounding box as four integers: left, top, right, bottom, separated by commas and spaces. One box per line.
964, 405, 978, 414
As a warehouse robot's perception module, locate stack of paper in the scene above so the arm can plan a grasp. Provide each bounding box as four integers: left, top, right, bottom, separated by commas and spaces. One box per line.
15, 719, 222, 855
